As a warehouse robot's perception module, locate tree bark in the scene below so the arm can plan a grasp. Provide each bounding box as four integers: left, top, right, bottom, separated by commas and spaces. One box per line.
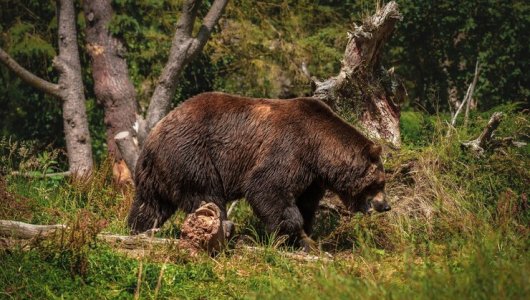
55, 0, 94, 177
0, 0, 93, 177
83, 0, 138, 182
313, 1, 403, 147
82, 0, 228, 177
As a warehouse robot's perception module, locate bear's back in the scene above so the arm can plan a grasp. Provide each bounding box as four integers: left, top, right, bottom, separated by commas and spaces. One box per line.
140, 92, 372, 201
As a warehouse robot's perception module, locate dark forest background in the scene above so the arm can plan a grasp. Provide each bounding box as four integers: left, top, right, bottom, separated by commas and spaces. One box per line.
1, 0, 528, 161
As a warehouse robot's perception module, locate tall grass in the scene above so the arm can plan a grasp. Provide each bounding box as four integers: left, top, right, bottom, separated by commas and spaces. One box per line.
0, 107, 528, 299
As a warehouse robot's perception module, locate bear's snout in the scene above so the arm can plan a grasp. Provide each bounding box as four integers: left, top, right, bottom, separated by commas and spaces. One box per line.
372, 192, 391, 212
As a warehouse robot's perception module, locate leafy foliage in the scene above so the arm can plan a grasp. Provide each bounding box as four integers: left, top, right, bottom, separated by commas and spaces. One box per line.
1, 0, 529, 158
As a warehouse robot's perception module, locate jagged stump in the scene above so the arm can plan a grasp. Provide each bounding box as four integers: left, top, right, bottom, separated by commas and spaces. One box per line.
179, 202, 225, 255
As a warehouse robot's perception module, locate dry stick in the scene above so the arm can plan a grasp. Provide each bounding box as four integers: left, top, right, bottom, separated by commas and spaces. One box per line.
10, 171, 71, 178
450, 60, 481, 128
0, 220, 66, 239
463, 61, 481, 127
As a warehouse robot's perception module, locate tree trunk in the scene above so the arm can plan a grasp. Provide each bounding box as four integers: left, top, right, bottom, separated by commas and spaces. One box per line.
83, 0, 138, 183
313, 1, 403, 147
0, 0, 93, 177
55, 0, 94, 177
81, 0, 229, 178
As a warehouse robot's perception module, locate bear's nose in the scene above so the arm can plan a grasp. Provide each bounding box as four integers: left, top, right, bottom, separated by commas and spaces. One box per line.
382, 204, 391, 211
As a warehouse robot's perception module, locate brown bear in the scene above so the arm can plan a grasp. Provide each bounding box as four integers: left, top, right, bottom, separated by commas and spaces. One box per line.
127, 92, 389, 250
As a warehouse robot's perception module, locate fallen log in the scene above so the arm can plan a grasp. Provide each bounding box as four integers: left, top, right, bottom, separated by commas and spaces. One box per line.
0, 204, 331, 262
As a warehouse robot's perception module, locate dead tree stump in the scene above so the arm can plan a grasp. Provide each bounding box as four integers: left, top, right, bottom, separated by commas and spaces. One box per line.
313, 1, 404, 147
461, 112, 503, 156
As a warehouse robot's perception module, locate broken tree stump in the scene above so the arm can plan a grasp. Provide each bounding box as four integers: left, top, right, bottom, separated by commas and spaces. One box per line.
179, 202, 226, 255
313, 1, 404, 147
461, 112, 503, 156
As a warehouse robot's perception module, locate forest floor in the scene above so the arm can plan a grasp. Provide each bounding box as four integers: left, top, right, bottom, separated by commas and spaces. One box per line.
0, 107, 529, 299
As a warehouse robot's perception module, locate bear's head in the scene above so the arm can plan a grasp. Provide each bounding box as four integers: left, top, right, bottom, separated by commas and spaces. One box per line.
339, 144, 390, 214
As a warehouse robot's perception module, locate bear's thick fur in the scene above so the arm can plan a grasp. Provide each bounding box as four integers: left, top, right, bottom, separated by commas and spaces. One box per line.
128, 92, 388, 248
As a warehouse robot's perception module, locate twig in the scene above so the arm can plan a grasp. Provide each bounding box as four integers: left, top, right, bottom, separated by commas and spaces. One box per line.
240, 246, 332, 262
227, 200, 239, 218
10, 171, 71, 178
464, 61, 481, 127
449, 60, 481, 130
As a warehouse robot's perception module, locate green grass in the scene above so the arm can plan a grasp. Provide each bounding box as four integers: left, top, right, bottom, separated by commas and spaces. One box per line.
1, 107, 529, 299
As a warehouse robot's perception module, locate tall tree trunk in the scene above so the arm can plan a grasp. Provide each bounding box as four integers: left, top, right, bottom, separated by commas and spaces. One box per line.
313, 1, 404, 147
83, 0, 138, 183
55, 0, 93, 176
82, 0, 229, 179
0, 0, 93, 177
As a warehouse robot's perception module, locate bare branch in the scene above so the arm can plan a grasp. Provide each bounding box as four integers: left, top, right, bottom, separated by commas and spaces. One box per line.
0, 48, 61, 98
450, 60, 480, 127
463, 61, 481, 127
10, 171, 70, 178
0, 220, 66, 240
0, 220, 332, 262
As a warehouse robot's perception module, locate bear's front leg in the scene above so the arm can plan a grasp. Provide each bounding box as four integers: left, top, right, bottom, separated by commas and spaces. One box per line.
246, 189, 317, 252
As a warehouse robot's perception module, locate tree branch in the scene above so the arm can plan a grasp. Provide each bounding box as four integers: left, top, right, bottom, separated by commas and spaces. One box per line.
447, 60, 481, 139
0, 220, 331, 262
0, 48, 61, 98
145, 0, 229, 134
176, 0, 201, 37
192, 0, 229, 52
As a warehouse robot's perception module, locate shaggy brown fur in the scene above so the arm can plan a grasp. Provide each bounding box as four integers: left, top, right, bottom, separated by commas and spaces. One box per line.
128, 92, 389, 249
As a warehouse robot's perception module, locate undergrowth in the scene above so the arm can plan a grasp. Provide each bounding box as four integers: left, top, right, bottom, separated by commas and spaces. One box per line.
0, 107, 529, 299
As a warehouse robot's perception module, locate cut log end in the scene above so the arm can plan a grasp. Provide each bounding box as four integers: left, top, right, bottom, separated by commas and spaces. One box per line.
114, 131, 139, 177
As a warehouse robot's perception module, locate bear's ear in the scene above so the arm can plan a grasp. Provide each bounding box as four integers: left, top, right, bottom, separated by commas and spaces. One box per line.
367, 144, 382, 161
